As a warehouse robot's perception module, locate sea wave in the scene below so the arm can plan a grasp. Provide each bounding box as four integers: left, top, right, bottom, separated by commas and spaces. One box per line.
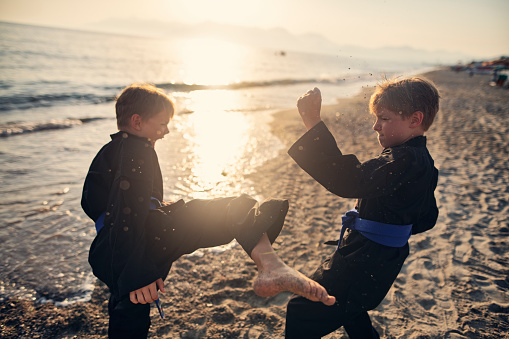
0, 77, 345, 112
158, 77, 345, 91
0, 117, 106, 137
0, 92, 116, 112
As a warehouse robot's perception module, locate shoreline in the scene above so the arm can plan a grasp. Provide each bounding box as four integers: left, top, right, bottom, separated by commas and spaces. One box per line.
1, 69, 508, 338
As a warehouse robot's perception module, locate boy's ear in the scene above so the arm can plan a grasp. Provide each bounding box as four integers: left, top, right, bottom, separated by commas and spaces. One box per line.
130, 114, 143, 131
409, 111, 424, 128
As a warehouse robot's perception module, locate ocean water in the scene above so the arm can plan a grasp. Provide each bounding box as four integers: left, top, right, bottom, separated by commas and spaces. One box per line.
0, 21, 434, 304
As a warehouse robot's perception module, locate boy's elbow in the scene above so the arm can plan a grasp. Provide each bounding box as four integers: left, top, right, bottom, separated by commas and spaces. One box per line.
412, 206, 439, 235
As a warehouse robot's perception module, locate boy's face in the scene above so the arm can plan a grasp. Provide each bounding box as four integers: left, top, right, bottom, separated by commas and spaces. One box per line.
138, 110, 171, 147
372, 109, 416, 148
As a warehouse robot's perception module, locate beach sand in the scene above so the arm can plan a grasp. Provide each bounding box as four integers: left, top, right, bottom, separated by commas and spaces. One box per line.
1, 69, 508, 338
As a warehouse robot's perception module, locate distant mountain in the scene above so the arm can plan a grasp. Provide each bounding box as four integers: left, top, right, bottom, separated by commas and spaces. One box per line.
339, 44, 473, 65
81, 18, 472, 64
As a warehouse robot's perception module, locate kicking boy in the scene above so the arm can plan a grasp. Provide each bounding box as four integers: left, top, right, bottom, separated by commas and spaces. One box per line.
81, 83, 335, 339
285, 78, 440, 338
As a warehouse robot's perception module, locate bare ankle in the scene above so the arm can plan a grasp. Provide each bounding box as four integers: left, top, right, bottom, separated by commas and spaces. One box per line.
258, 252, 286, 271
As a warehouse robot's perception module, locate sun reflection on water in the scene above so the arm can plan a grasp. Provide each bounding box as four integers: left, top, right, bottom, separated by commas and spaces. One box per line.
179, 90, 250, 194
157, 38, 274, 200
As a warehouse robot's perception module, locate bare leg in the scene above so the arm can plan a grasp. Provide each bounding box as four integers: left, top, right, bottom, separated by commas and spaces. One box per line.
251, 233, 336, 306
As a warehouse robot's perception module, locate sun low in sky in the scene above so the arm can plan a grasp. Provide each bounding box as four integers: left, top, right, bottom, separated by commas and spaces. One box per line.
0, 0, 508, 59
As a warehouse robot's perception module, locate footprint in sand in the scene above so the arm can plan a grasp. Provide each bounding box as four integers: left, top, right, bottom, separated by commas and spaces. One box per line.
418, 297, 437, 311
411, 273, 423, 280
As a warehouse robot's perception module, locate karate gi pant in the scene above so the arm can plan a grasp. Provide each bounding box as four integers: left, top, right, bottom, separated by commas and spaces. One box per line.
107, 195, 288, 338
286, 232, 408, 339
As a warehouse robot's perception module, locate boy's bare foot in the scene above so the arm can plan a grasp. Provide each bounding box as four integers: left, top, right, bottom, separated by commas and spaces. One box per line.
250, 234, 335, 306
253, 264, 336, 306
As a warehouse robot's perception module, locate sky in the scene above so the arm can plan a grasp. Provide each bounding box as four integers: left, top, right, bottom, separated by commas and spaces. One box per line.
0, 0, 508, 59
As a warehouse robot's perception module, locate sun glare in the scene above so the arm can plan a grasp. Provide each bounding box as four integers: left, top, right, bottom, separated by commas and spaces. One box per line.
175, 38, 247, 86
156, 37, 258, 199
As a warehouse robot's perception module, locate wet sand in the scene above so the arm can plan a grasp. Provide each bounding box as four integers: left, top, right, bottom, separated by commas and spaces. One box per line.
1, 69, 508, 338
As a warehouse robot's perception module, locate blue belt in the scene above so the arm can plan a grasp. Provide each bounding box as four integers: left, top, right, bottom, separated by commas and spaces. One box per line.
338, 209, 412, 248
95, 197, 162, 233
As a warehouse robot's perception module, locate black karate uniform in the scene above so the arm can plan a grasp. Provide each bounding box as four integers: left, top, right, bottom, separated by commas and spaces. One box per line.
82, 131, 288, 338
285, 122, 438, 338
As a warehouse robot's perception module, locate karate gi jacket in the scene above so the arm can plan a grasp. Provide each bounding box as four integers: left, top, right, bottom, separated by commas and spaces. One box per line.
289, 122, 439, 311
82, 131, 174, 298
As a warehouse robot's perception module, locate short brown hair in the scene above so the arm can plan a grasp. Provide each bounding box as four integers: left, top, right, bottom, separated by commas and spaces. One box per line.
115, 83, 175, 129
369, 77, 440, 131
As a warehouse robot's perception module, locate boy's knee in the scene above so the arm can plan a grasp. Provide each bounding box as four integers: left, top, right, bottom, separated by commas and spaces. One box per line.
285, 295, 341, 338
286, 295, 312, 331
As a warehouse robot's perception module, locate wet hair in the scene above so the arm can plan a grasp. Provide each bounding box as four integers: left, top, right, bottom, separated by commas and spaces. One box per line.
115, 83, 175, 129
369, 77, 440, 131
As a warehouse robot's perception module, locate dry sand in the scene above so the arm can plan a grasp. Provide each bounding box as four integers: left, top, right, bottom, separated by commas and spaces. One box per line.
1, 69, 508, 338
